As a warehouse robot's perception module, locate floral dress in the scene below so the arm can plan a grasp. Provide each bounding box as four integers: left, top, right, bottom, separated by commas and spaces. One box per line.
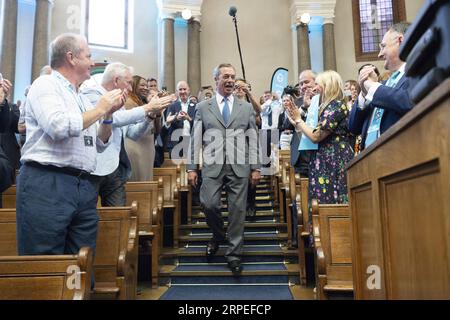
308, 100, 355, 211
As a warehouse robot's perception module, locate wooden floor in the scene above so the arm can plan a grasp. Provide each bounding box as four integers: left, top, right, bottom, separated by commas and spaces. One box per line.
136, 282, 315, 300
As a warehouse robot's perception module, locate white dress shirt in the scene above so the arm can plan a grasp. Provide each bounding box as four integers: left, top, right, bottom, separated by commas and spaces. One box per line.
215, 92, 234, 116
82, 84, 152, 176
261, 99, 283, 130
21, 71, 110, 172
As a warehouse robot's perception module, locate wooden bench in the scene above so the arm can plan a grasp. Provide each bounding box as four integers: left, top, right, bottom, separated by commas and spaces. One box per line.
0, 247, 93, 300
94, 202, 138, 300
161, 157, 193, 225
0, 205, 139, 300
295, 176, 309, 285
275, 150, 291, 224
125, 180, 163, 288
0, 208, 17, 256
1, 185, 16, 208
153, 167, 181, 248
311, 199, 353, 299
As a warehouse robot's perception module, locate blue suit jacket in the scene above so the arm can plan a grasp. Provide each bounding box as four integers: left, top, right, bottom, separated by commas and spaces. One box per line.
348, 76, 414, 150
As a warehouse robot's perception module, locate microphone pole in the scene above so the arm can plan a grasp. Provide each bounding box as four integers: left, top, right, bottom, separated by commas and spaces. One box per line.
231, 12, 246, 80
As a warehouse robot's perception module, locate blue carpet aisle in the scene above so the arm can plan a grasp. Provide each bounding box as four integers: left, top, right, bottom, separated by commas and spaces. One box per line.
159, 177, 300, 300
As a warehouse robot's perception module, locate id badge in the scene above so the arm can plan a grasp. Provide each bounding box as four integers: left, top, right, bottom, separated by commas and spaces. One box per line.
84, 135, 94, 147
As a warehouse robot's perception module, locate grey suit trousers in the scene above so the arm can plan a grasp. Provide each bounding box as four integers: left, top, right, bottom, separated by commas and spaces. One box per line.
200, 164, 248, 263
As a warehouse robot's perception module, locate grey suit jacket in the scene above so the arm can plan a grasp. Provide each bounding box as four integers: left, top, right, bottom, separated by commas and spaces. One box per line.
187, 96, 260, 178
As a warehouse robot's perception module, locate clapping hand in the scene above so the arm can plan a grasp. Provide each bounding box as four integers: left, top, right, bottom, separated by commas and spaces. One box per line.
286, 100, 301, 124
0, 78, 12, 102
146, 94, 176, 116
98, 89, 124, 116
358, 66, 378, 96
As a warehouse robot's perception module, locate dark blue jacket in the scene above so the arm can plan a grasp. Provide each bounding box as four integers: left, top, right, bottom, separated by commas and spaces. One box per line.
348, 76, 414, 150
166, 100, 196, 152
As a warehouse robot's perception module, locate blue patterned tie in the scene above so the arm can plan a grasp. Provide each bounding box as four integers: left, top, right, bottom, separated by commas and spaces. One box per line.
365, 70, 401, 147
222, 98, 230, 125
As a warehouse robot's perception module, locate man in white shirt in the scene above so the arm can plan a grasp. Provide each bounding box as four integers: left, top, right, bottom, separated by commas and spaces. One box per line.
17, 33, 124, 256
82, 62, 174, 206
260, 91, 282, 171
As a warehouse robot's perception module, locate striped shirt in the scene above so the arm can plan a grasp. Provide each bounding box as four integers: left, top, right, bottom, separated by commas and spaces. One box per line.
20, 71, 110, 172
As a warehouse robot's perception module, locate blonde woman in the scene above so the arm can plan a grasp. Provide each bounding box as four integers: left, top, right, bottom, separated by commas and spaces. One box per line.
286, 70, 354, 206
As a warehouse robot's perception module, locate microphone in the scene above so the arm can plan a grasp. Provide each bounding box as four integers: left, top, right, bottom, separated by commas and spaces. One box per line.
228, 6, 246, 80
229, 6, 237, 17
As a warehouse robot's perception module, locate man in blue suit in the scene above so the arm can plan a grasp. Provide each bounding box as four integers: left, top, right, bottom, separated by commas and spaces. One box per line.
165, 81, 196, 160
349, 22, 414, 150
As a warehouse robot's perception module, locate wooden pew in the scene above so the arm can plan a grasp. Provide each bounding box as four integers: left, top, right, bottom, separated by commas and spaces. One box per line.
125, 180, 163, 288
347, 80, 450, 299
0, 205, 138, 300
94, 202, 138, 300
1, 185, 16, 208
311, 199, 353, 300
0, 247, 93, 300
153, 167, 180, 248
284, 161, 295, 249
0, 208, 19, 256
275, 150, 291, 224
295, 176, 309, 285
161, 158, 193, 225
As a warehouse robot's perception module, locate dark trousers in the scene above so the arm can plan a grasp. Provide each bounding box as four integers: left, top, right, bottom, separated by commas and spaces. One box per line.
246, 183, 256, 212
16, 164, 99, 255
91, 167, 126, 207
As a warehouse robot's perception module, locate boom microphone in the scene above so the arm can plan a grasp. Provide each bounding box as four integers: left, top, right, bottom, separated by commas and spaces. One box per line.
229, 6, 237, 17
228, 6, 246, 79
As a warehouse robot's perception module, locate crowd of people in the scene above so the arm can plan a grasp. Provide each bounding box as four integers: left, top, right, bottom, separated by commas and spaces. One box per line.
0, 21, 414, 275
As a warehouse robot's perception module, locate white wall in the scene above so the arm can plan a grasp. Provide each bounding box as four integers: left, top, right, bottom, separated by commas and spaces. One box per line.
200, 0, 294, 96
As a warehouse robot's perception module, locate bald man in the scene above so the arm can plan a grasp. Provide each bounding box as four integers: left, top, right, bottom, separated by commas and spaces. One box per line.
165, 80, 196, 159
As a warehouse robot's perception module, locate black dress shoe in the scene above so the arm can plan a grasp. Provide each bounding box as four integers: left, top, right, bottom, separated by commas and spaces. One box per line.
228, 260, 243, 276
206, 241, 219, 260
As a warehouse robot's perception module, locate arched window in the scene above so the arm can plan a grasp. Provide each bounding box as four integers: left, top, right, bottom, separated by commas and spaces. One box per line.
352, 0, 406, 61
83, 0, 134, 52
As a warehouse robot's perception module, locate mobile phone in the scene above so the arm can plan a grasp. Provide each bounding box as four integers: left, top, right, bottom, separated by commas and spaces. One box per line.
162, 86, 167, 91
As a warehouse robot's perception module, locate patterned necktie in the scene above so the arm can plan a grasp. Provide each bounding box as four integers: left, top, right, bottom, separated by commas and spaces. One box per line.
222, 98, 230, 125
365, 70, 401, 148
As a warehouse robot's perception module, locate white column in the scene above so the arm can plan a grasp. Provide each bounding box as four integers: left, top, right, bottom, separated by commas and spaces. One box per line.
0, 0, 18, 96
32, 0, 54, 81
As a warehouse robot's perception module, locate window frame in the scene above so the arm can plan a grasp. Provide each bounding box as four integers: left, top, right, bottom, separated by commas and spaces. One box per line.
84, 0, 132, 52
352, 0, 406, 62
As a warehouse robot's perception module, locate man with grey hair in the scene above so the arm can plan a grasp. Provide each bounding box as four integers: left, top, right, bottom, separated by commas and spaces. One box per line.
82, 62, 174, 206
16, 33, 125, 256
188, 63, 261, 276
349, 22, 414, 150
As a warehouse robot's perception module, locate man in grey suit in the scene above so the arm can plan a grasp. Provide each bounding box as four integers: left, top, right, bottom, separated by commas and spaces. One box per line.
188, 63, 260, 275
